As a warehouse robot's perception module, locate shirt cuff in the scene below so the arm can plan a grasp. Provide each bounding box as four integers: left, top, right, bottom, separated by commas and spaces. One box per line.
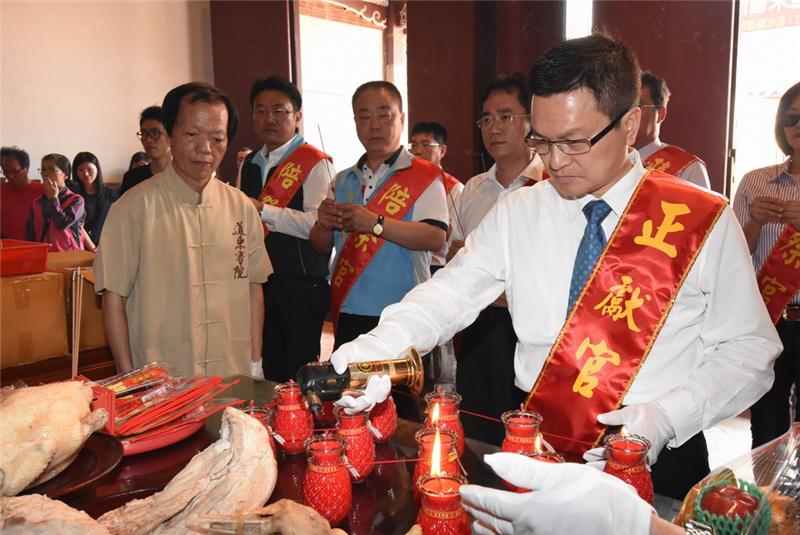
260, 204, 280, 229
654, 389, 701, 448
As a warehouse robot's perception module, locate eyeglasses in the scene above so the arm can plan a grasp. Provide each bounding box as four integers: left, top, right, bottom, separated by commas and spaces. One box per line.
137, 129, 165, 140
38, 166, 59, 175
408, 142, 440, 150
637, 103, 659, 110
781, 113, 800, 128
253, 107, 295, 120
476, 113, 530, 129
524, 109, 628, 156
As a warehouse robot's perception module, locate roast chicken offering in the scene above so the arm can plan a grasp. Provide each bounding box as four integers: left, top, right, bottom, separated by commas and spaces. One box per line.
0, 381, 108, 497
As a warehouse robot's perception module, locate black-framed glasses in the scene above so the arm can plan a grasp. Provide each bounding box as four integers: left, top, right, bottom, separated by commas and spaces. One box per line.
525, 109, 628, 156
408, 142, 440, 150
781, 113, 800, 128
476, 113, 530, 129
137, 129, 164, 140
637, 103, 659, 111
38, 166, 59, 175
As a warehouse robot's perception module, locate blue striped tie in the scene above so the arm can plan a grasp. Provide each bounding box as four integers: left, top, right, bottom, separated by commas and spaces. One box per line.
567, 200, 612, 314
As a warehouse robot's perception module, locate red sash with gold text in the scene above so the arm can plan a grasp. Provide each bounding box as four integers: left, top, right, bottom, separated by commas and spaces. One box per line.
330, 159, 440, 328
644, 145, 703, 177
441, 171, 460, 194
524, 171, 727, 460
258, 144, 330, 236
756, 224, 800, 323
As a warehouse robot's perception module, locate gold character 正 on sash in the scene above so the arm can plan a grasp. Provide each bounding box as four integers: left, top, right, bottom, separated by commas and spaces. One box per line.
572, 337, 621, 399
593, 275, 651, 332
633, 201, 691, 258
379, 183, 411, 215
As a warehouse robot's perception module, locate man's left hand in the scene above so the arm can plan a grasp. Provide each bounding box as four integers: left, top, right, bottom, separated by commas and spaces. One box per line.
338, 203, 378, 234
782, 201, 800, 227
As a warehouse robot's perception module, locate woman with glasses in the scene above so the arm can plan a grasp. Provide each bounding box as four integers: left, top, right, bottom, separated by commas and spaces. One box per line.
25, 153, 86, 251
733, 81, 800, 449
70, 151, 119, 252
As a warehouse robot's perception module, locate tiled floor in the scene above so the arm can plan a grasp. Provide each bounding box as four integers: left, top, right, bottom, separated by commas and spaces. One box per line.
321, 321, 754, 472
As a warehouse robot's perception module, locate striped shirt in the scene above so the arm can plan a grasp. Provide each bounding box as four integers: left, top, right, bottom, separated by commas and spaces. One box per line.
732, 158, 800, 304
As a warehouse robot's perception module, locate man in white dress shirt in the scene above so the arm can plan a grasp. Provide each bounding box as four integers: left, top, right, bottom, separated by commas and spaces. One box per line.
447, 74, 543, 445
239, 75, 335, 383
634, 71, 711, 189
328, 34, 779, 508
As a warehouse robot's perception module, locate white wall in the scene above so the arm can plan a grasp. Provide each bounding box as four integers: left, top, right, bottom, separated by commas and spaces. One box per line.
0, 1, 214, 184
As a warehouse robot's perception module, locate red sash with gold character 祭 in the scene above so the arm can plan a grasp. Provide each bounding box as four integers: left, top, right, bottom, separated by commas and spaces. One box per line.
330, 159, 440, 329
524, 171, 727, 460
258, 144, 330, 236
644, 145, 703, 177
756, 224, 800, 323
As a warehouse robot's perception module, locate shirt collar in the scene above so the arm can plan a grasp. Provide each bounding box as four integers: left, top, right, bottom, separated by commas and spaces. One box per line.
767, 158, 795, 183
355, 146, 409, 178
164, 163, 217, 205
486, 155, 542, 190
565, 149, 647, 222
262, 134, 299, 162
636, 138, 665, 160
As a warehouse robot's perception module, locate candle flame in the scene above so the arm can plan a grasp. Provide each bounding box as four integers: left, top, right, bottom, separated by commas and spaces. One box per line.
534, 432, 543, 454
620, 426, 628, 437
430, 427, 442, 477
431, 402, 440, 425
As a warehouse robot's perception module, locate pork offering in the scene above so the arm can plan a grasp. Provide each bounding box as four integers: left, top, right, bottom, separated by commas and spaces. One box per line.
0, 382, 108, 496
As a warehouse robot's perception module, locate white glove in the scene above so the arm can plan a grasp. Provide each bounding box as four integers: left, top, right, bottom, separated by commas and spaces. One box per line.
582, 403, 675, 467
460, 453, 654, 535
329, 326, 406, 374
250, 359, 265, 380
333, 375, 391, 415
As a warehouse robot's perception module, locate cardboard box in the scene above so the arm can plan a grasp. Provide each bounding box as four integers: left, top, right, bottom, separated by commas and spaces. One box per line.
48, 266, 106, 351
47, 251, 95, 270
1, 272, 69, 368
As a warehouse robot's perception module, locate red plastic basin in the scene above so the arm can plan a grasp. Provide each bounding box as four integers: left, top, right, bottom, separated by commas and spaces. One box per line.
0, 239, 51, 276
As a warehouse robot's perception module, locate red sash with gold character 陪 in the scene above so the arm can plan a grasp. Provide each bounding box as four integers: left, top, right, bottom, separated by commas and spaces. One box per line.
756, 224, 800, 323
330, 159, 441, 329
524, 171, 727, 460
644, 145, 703, 177
258, 144, 330, 236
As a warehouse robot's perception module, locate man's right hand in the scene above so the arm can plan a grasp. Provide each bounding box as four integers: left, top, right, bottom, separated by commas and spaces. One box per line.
317, 198, 343, 230
447, 239, 465, 261
751, 196, 784, 225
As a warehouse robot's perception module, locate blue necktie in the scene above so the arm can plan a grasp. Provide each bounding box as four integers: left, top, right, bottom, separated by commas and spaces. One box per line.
567, 200, 612, 313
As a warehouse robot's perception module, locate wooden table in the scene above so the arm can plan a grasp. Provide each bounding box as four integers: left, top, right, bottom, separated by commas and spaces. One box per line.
65, 375, 681, 534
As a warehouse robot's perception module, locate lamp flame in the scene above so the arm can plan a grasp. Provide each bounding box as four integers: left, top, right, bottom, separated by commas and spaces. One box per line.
430, 427, 442, 477
620, 426, 628, 437
431, 402, 440, 426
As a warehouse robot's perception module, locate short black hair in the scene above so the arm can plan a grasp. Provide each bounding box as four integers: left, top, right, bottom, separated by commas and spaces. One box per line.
139, 106, 164, 128
72, 151, 108, 196
411, 122, 448, 145
250, 75, 302, 111
128, 151, 150, 169
641, 71, 671, 108
42, 153, 71, 178
776, 81, 800, 156
1, 146, 30, 169
529, 33, 640, 120
162, 82, 239, 140
481, 73, 530, 111
352, 81, 403, 110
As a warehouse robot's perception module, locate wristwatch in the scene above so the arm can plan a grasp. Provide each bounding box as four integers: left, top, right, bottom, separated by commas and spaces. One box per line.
373, 214, 385, 236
